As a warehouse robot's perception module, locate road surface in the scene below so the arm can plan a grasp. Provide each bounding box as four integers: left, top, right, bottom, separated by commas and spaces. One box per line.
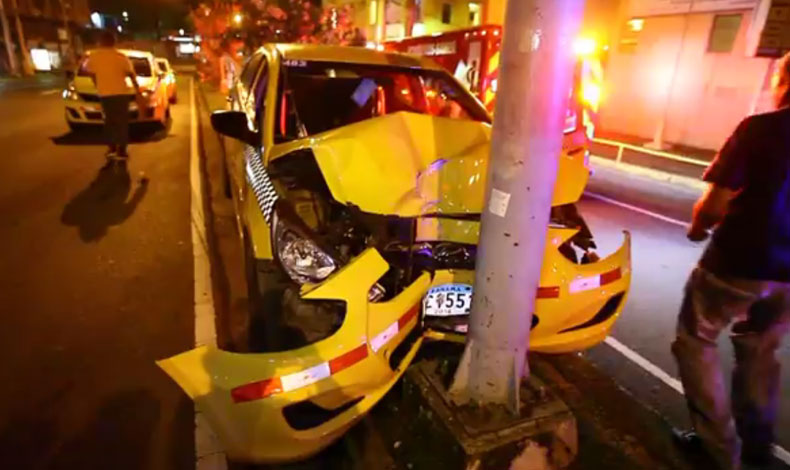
0, 78, 195, 469
581, 159, 790, 468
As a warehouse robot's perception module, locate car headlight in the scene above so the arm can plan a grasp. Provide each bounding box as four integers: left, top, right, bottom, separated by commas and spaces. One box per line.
62, 85, 78, 100
273, 211, 336, 284
141, 89, 157, 105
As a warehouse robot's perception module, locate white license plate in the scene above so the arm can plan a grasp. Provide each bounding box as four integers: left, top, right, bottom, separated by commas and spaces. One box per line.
423, 284, 473, 317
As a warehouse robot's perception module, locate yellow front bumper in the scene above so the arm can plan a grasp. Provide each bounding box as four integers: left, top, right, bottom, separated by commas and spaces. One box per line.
157, 249, 425, 463
158, 230, 631, 463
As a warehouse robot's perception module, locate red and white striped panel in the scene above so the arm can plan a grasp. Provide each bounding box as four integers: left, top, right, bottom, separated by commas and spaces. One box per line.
568, 267, 622, 294
231, 304, 420, 404
370, 304, 419, 352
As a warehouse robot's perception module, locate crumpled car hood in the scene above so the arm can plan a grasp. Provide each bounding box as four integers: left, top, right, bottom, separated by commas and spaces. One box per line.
269, 111, 587, 218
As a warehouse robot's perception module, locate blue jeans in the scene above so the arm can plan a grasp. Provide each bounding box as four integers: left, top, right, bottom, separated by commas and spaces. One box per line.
673, 267, 790, 469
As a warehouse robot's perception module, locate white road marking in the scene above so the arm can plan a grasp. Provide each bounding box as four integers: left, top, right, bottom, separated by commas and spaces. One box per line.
189, 78, 227, 470
40, 88, 60, 95
593, 189, 790, 465
585, 191, 690, 228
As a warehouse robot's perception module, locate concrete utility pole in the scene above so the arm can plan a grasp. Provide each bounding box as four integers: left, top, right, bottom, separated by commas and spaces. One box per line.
449, 0, 584, 413
0, 0, 21, 76
9, 0, 34, 76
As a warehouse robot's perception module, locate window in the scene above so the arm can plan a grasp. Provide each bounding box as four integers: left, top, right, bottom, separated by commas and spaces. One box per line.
468, 2, 481, 26
277, 61, 490, 140
239, 52, 264, 90
441, 3, 452, 24
619, 18, 644, 53
708, 14, 742, 53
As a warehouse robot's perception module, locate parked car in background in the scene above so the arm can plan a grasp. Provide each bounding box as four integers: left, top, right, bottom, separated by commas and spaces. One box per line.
63, 49, 171, 130
155, 57, 177, 104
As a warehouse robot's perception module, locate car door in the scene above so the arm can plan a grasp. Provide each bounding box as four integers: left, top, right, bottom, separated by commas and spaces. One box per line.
227, 52, 267, 207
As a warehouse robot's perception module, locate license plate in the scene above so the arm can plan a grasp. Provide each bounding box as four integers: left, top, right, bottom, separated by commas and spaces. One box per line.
423, 284, 472, 317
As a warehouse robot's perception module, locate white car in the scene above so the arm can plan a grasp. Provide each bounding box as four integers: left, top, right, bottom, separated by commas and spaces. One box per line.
63, 49, 171, 130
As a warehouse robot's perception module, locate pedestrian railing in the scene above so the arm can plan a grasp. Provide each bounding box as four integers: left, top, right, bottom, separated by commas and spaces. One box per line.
592, 137, 710, 168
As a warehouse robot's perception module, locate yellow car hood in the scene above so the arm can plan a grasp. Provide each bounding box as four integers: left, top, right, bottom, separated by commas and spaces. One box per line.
271, 111, 587, 217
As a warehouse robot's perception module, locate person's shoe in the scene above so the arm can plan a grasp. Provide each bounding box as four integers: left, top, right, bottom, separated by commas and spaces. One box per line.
742, 444, 773, 468
671, 428, 724, 469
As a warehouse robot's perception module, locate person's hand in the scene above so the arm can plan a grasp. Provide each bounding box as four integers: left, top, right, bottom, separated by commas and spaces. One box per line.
687, 225, 710, 242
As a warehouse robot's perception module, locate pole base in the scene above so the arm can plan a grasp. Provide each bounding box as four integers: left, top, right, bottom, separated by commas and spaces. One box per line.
377, 346, 577, 470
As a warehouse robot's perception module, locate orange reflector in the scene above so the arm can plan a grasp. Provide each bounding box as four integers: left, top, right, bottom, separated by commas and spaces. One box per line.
231, 377, 283, 403
537, 286, 560, 299
329, 344, 369, 374
600, 267, 622, 285
398, 304, 419, 329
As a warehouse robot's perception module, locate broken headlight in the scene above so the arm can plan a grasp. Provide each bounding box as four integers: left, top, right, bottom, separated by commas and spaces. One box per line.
273, 211, 337, 285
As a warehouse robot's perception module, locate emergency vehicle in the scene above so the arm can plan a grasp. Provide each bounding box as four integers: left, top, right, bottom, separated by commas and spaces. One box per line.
384, 25, 604, 138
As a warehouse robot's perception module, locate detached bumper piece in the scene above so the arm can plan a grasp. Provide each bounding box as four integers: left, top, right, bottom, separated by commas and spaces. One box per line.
157, 249, 426, 463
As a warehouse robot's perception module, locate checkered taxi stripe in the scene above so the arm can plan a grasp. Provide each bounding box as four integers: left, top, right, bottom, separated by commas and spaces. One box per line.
244, 145, 278, 225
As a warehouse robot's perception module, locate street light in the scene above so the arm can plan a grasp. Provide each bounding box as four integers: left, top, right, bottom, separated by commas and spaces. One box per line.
233, 13, 242, 25
178, 28, 184, 36
117, 24, 122, 33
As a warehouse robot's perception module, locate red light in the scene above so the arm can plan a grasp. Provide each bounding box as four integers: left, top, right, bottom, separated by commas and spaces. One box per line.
537, 286, 560, 299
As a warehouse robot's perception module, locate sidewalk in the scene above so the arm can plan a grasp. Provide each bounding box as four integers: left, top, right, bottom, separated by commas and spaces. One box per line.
194, 79, 706, 470
0, 72, 64, 93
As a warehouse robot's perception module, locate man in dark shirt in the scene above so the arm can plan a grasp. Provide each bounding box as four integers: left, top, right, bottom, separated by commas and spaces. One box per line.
673, 52, 790, 470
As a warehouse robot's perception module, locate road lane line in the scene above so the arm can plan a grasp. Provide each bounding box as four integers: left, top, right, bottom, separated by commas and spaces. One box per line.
585, 191, 690, 228
40, 88, 60, 95
592, 193, 790, 465
189, 77, 227, 470
603, 336, 790, 465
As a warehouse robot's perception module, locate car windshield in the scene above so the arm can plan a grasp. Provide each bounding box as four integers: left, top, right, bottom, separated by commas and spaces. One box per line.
78, 55, 152, 77
279, 61, 490, 139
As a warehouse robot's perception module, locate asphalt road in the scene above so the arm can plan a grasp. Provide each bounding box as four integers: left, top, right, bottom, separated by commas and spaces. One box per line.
581, 160, 790, 468
0, 78, 195, 469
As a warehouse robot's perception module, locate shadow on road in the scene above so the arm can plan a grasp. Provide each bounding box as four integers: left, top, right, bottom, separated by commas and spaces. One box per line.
51, 120, 173, 146
48, 390, 161, 470
61, 160, 149, 242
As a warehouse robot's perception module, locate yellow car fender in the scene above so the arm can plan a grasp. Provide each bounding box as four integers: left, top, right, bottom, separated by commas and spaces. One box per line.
158, 249, 426, 463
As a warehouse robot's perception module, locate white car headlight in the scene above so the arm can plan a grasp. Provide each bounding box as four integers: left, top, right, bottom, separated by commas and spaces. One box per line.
273, 211, 336, 284
63, 85, 78, 100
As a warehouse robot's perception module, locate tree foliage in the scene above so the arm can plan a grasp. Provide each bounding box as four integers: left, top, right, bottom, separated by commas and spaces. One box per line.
193, 0, 364, 85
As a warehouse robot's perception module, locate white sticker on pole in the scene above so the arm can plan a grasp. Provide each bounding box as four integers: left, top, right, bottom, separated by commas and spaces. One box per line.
489, 188, 511, 217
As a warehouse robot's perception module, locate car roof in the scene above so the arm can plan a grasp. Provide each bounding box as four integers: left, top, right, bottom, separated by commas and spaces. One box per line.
154, 57, 169, 63
84, 48, 153, 60
272, 44, 444, 71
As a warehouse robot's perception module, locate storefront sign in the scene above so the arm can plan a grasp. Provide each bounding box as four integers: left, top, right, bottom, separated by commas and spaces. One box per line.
630, 0, 759, 17
755, 0, 790, 57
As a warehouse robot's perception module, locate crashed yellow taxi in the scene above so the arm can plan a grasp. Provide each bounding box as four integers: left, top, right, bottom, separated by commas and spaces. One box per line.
158, 44, 631, 463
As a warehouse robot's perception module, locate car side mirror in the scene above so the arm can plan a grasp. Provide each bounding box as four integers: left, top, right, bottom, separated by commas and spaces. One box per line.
211, 110, 259, 146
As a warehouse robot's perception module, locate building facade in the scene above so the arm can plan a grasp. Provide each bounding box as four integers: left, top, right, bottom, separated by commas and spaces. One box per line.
327, 0, 786, 152
599, 0, 783, 151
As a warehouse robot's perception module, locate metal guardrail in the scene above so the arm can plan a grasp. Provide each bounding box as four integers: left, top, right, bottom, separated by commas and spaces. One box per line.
592, 137, 710, 168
